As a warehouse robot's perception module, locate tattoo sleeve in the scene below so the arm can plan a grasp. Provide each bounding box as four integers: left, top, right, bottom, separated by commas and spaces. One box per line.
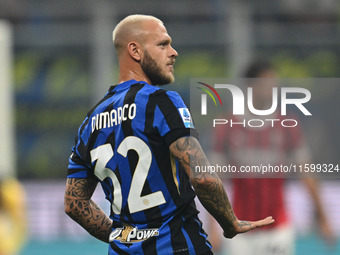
169, 136, 237, 233
64, 177, 112, 243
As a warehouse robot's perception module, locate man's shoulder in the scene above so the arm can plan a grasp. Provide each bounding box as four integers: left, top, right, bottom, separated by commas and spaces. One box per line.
133, 83, 183, 103
113, 80, 181, 98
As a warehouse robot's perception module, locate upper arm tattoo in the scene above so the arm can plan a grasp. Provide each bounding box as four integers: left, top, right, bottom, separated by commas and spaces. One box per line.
169, 136, 210, 178
64, 177, 98, 200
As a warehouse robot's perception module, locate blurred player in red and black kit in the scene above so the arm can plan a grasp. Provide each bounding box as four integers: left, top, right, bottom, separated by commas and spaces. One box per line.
209, 59, 334, 255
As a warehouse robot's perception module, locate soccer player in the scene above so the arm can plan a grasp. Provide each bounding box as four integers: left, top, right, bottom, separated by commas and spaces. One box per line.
64, 15, 274, 254
209, 59, 334, 255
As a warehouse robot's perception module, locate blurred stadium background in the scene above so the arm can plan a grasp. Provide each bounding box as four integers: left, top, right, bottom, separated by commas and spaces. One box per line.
0, 0, 340, 254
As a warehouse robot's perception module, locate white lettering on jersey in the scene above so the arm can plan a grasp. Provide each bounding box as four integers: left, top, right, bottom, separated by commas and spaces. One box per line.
91, 103, 136, 133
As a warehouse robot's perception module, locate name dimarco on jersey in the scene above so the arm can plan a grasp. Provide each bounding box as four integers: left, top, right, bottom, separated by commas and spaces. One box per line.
91, 103, 137, 133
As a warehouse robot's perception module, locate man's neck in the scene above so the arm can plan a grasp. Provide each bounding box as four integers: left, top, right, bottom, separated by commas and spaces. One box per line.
118, 60, 152, 85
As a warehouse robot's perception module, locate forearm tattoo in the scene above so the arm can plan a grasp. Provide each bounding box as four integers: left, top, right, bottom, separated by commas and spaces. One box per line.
64, 178, 112, 243
170, 137, 237, 230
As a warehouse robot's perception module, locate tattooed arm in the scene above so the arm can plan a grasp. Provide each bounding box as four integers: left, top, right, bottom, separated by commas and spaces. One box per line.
169, 136, 274, 238
64, 177, 112, 243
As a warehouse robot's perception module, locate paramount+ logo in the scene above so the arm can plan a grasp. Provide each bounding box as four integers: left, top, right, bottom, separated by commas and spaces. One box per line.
196, 83, 312, 128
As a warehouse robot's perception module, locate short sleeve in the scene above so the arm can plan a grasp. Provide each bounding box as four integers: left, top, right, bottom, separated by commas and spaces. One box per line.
149, 90, 198, 147
67, 147, 90, 178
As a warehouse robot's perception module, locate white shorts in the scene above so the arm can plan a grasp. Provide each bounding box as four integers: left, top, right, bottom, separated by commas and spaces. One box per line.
221, 224, 295, 255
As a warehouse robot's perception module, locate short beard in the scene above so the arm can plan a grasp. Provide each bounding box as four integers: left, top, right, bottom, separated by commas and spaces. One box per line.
141, 50, 174, 86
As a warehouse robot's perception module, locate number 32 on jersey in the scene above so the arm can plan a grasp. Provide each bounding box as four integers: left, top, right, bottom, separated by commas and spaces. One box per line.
90, 136, 166, 214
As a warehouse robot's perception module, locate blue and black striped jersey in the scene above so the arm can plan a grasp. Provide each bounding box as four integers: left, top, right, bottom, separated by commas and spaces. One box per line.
67, 80, 212, 254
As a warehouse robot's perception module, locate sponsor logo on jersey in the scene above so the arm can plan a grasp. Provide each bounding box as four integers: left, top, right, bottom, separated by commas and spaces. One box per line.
109, 225, 159, 244
178, 108, 194, 128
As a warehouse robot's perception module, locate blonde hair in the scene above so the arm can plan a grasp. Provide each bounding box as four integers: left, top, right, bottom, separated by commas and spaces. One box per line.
112, 14, 163, 53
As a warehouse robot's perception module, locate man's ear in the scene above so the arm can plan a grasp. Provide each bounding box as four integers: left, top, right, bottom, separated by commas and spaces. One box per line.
127, 42, 142, 61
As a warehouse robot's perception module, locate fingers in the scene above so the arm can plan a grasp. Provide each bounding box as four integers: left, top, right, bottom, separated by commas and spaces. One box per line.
253, 216, 275, 228
237, 216, 274, 233
223, 216, 275, 239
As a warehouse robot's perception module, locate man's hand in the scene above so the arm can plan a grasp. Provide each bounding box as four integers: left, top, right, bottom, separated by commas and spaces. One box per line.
223, 216, 275, 239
